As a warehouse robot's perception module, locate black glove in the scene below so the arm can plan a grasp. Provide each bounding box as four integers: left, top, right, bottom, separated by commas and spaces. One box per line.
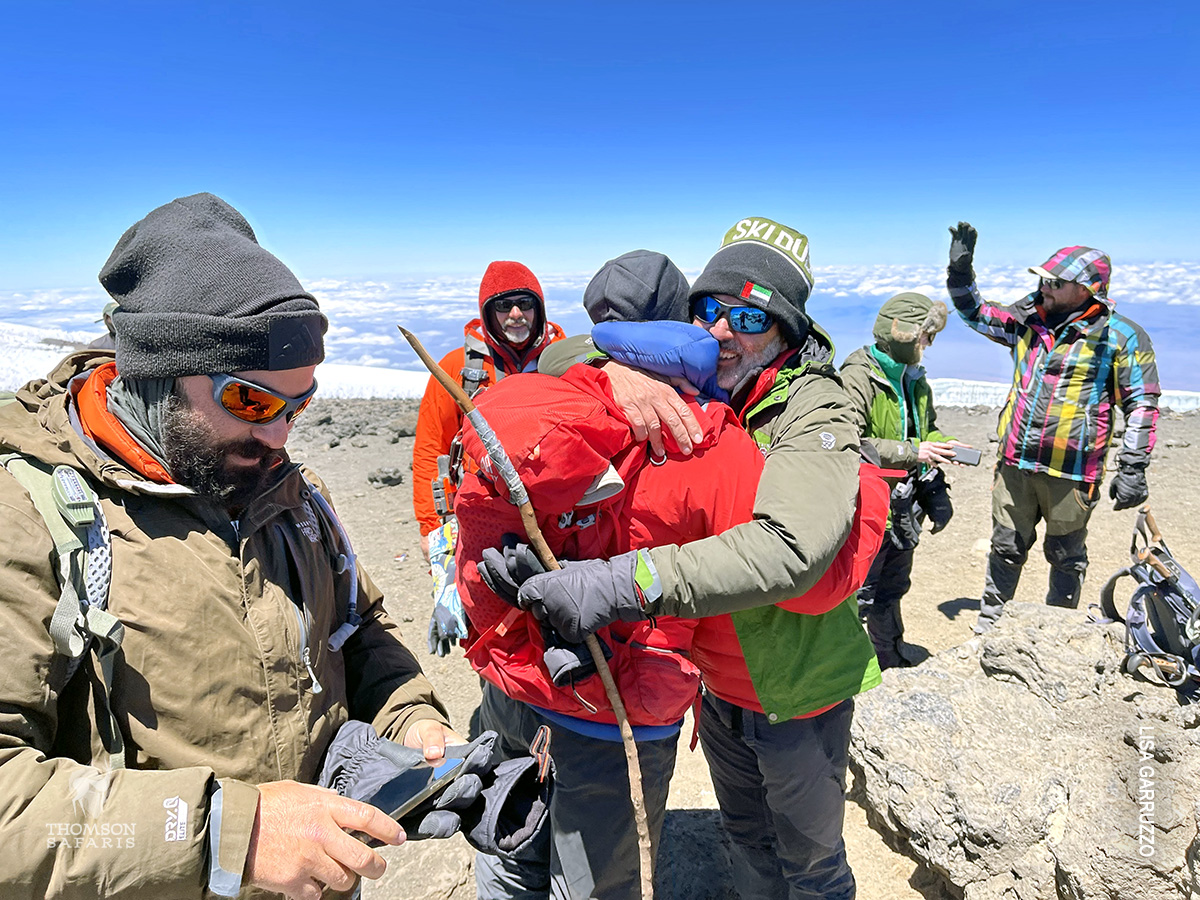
947, 221, 978, 288
1109, 465, 1149, 511
479, 537, 623, 683
517, 550, 649, 643
478, 535, 550, 606
888, 477, 923, 551
914, 466, 953, 534
465, 727, 555, 861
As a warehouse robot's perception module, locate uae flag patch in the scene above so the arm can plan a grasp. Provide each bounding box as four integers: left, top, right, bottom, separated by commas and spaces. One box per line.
740, 281, 773, 303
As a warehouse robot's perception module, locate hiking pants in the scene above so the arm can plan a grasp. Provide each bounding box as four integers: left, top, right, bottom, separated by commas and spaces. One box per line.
857, 536, 916, 669
474, 684, 678, 900
698, 693, 856, 900
978, 464, 1099, 632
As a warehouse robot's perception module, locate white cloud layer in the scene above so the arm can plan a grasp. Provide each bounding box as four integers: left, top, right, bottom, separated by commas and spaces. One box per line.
3, 262, 1200, 392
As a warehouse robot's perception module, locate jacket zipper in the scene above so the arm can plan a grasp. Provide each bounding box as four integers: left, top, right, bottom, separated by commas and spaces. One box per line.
292, 602, 324, 695
235, 511, 324, 696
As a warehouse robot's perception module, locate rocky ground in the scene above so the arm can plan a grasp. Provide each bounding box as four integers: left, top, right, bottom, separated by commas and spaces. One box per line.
288, 398, 1200, 899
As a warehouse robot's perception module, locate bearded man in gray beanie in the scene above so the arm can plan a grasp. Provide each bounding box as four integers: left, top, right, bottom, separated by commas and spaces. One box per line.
519, 220, 888, 899
0, 193, 469, 899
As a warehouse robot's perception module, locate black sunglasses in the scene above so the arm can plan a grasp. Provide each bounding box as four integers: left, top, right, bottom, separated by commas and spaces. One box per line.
490, 293, 537, 312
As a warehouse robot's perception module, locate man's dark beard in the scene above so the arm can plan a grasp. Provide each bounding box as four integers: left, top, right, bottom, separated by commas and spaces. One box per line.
162, 393, 289, 513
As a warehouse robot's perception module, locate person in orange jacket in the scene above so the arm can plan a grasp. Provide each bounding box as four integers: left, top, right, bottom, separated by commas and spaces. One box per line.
413, 261, 564, 655
413, 261, 565, 552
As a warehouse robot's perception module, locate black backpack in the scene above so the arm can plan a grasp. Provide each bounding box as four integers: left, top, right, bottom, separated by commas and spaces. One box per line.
1099, 508, 1200, 694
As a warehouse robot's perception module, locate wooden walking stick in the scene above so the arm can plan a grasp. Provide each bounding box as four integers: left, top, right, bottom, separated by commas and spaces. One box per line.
399, 327, 655, 898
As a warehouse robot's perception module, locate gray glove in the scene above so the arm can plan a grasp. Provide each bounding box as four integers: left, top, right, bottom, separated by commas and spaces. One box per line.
540, 622, 611, 687
318, 722, 495, 843
479, 537, 616, 680
517, 549, 649, 644
1109, 464, 1149, 511
428, 599, 468, 658
318, 722, 555, 860
947, 221, 978, 288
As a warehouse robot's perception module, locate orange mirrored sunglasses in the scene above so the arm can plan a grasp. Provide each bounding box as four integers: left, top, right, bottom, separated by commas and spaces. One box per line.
209, 374, 318, 425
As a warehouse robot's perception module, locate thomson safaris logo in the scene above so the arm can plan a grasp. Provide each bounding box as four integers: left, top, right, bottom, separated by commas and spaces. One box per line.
46, 766, 136, 849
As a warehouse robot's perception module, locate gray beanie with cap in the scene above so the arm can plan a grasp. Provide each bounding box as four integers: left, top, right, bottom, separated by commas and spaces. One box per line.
583, 250, 691, 324
689, 217, 813, 347
100, 192, 327, 378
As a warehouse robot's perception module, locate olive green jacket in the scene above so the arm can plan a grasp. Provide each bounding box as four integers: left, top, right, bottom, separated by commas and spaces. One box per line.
839, 345, 953, 471
0, 352, 449, 899
541, 332, 862, 618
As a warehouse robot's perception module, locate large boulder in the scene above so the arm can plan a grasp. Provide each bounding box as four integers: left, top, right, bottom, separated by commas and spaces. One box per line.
850, 602, 1200, 900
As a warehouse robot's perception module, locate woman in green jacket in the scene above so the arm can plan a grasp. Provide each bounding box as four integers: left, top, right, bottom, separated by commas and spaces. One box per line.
840, 292, 964, 668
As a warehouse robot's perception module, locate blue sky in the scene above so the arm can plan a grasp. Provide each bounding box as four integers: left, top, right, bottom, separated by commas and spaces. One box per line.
2, 1, 1198, 292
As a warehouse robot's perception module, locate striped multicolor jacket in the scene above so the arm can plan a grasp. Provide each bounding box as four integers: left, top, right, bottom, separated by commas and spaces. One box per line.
949, 282, 1159, 483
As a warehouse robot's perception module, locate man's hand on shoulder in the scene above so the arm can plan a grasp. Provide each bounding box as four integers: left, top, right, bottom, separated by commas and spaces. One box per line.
245, 780, 403, 900
601, 361, 703, 457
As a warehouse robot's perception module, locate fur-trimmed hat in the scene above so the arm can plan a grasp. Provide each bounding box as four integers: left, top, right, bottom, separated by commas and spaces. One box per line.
689, 217, 813, 346
873, 292, 947, 365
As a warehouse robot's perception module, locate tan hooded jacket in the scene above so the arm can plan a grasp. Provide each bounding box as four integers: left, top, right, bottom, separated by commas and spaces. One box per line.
0, 351, 449, 898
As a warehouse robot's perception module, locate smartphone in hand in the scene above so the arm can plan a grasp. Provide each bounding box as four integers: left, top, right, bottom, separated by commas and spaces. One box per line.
374, 756, 466, 820
947, 445, 982, 466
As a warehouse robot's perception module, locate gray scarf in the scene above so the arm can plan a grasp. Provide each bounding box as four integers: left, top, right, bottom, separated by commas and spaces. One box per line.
106, 376, 176, 470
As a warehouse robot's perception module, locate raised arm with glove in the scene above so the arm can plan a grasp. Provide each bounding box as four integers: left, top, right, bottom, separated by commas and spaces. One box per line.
947, 221, 978, 288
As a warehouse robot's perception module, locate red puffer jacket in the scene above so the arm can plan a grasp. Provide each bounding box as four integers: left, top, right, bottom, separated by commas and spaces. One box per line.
454, 366, 764, 727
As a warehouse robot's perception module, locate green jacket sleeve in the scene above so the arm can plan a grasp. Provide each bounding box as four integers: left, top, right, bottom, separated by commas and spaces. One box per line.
839, 356, 920, 470
537, 334, 604, 377
0, 485, 236, 899
922, 387, 954, 446
646, 372, 861, 618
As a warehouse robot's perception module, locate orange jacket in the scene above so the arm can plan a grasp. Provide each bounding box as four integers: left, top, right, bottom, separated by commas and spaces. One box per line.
412, 261, 565, 534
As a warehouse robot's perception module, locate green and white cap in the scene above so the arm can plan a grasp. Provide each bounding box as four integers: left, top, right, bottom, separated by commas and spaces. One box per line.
689, 217, 814, 346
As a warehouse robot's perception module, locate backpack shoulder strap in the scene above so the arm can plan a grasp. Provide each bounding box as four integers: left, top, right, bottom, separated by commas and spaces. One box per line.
0, 452, 125, 769
462, 333, 494, 398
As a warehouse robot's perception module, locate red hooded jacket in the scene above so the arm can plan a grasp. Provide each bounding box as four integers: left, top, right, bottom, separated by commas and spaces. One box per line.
412, 261, 565, 534
453, 366, 763, 726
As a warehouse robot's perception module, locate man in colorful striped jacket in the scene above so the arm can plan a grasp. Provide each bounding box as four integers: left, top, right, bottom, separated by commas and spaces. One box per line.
946, 222, 1160, 633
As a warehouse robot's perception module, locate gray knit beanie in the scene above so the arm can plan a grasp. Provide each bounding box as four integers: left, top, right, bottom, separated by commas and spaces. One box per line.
689, 217, 813, 347
100, 193, 327, 378
583, 250, 691, 324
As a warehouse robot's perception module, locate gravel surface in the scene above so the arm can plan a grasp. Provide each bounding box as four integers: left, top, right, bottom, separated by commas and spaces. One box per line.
289, 399, 1200, 899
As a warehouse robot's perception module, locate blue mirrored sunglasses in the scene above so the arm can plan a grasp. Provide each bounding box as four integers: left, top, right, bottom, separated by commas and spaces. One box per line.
691, 295, 775, 334
209, 374, 318, 425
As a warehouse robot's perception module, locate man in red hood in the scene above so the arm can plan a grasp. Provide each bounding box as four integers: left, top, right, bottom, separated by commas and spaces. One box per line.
412, 260, 565, 558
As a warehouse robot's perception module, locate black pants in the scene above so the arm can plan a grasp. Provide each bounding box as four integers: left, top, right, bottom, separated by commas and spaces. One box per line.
857, 536, 915, 669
